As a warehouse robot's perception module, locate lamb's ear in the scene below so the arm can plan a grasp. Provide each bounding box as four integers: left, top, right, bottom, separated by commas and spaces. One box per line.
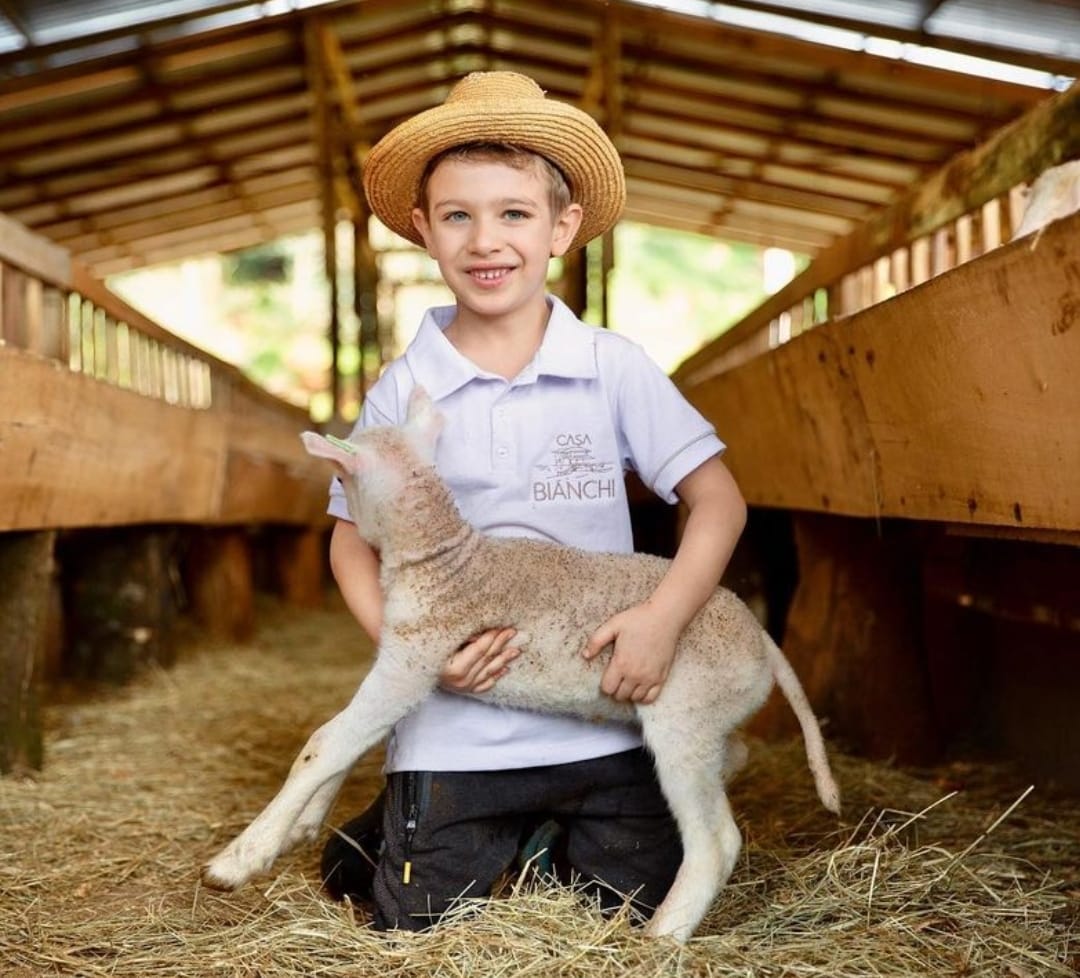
403, 386, 444, 463
300, 431, 370, 475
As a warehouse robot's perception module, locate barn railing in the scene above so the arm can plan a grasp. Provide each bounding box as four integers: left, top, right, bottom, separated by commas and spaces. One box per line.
0, 210, 312, 429
673, 81, 1080, 387
1, 213, 335, 774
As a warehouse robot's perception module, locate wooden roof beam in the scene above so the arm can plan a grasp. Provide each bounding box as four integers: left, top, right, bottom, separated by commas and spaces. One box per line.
0, 126, 314, 216
622, 157, 874, 220
315, 20, 369, 216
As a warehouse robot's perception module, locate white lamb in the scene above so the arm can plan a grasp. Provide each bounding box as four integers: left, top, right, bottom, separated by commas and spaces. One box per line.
203, 388, 841, 942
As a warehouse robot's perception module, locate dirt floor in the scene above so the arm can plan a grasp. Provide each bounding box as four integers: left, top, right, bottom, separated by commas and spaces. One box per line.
1, 596, 1077, 977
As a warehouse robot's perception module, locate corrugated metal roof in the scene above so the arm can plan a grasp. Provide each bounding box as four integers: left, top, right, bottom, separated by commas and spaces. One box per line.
0, 0, 1075, 275
4, 0, 1076, 78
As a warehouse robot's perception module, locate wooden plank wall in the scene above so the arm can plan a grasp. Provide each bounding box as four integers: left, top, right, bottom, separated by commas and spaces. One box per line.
684, 211, 1080, 538
0, 346, 330, 530
0, 214, 335, 774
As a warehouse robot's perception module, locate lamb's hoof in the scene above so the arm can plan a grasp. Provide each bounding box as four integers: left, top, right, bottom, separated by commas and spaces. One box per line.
644, 909, 694, 943
201, 864, 239, 892
202, 846, 260, 892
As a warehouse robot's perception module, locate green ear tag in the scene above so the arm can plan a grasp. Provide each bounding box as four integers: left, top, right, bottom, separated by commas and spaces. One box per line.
325, 434, 359, 453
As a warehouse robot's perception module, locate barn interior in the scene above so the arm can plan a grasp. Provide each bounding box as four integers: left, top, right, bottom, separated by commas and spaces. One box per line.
1, 1, 1078, 974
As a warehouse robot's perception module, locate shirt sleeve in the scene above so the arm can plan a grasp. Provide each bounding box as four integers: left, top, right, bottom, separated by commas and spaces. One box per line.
605, 337, 725, 504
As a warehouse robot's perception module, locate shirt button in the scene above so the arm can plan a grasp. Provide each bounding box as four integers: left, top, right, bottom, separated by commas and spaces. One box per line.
496, 446, 509, 457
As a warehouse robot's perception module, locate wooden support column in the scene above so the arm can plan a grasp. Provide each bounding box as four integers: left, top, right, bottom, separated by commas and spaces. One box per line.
184, 528, 255, 642
601, 11, 621, 328
274, 527, 326, 609
578, 8, 621, 327
0, 531, 54, 774
560, 247, 588, 318
305, 20, 341, 418
354, 205, 381, 399
61, 528, 179, 685
750, 514, 940, 763
315, 19, 371, 411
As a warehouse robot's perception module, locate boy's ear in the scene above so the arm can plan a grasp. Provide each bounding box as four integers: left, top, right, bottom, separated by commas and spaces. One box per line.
550, 202, 584, 258
300, 431, 371, 476
411, 207, 435, 256
404, 386, 444, 463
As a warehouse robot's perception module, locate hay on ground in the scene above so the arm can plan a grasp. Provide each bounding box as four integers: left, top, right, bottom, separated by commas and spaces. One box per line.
1, 598, 1076, 977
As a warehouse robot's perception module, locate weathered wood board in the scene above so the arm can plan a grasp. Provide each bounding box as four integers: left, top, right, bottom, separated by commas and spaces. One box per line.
0, 346, 331, 530
0, 531, 53, 774
683, 211, 1080, 535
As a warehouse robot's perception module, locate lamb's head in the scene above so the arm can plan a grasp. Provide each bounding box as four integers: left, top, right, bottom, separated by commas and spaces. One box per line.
301, 387, 445, 548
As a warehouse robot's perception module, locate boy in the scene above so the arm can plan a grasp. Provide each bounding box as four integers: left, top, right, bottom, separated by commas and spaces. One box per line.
322, 71, 747, 931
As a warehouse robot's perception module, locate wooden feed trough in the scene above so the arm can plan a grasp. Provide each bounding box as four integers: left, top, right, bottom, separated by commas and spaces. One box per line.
0, 215, 333, 774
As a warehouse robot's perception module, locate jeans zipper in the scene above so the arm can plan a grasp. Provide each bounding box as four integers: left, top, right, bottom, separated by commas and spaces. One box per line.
402, 771, 419, 885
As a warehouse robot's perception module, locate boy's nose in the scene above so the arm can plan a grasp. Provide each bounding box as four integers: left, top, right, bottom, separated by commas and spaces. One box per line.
467, 217, 500, 253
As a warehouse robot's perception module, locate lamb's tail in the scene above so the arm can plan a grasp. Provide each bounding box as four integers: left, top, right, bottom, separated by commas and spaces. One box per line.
762, 632, 841, 814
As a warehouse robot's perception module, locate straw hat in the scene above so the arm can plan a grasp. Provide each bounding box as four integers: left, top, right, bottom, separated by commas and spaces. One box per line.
362, 71, 625, 252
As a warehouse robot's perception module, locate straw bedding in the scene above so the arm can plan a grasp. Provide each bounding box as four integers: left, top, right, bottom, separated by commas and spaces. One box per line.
1, 598, 1077, 977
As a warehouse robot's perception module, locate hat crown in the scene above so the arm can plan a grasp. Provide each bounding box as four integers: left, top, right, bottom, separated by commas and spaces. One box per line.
445, 71, 545, 105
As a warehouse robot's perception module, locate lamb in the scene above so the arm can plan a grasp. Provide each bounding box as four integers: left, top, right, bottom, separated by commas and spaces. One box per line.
203, 387, 841, 942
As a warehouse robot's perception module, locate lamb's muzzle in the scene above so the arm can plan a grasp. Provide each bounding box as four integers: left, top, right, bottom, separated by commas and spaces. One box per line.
203, 386, 840, 943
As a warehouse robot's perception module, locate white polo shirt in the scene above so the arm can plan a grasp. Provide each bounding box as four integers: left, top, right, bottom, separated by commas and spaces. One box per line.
329, 295, 724, 773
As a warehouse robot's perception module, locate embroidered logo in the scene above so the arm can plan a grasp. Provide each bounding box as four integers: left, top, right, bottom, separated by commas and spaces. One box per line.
532, 433, 617, 503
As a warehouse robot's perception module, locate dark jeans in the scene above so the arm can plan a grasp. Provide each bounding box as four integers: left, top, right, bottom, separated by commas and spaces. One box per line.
323, 748, 682, 932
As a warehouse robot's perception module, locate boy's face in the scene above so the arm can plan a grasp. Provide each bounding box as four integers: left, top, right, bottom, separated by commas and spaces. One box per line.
411, 157, 583, 325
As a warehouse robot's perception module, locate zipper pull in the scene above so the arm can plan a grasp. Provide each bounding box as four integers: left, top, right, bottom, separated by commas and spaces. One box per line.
402, 803, 418, 884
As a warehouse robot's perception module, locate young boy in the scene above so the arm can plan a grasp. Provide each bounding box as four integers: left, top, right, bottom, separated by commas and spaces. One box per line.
321, 71, 747, 931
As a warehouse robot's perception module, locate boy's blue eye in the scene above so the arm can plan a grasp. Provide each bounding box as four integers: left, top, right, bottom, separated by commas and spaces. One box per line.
504, 209, 529, 221
444, 211, 469, 223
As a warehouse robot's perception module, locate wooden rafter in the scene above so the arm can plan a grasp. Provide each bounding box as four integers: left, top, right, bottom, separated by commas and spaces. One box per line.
0, 0, 1071, 276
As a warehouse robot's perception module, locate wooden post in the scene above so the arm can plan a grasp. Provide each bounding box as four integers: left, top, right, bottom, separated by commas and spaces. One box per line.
0, 531, 54, 774
274, 527, 326, 609
749, 514, 940, 763
305, 20, 341, 418
183, 528, 255, 642
354, 208, 381, 399
560, 247, 588, 318
62, 528, 179, 684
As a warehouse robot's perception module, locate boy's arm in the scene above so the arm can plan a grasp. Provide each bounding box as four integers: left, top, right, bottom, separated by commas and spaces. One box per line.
583, 454, 747, 704
330, 519, 519, 691
329, 519, 383, 641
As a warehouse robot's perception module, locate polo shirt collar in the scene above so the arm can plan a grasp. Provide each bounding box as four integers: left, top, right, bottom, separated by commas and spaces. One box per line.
405, 295, 598, 401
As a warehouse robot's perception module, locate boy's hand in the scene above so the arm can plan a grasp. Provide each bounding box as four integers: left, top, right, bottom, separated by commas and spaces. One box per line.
440, 627, 519, 694
583, 604, 680, 704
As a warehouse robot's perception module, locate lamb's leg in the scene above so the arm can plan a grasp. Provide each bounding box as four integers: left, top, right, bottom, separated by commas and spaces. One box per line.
203, 657, 433, 890
283, 770, 350, 851
640, 719, 741, 942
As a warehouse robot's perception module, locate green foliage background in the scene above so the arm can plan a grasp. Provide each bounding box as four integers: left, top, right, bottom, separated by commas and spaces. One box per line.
111, 223, 798, 418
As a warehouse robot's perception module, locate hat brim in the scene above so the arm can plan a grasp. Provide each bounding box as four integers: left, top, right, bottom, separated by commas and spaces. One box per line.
362, 93, 625, 253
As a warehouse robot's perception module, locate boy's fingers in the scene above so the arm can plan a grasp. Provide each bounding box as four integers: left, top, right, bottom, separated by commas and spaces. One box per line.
584, 622, 617, 659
